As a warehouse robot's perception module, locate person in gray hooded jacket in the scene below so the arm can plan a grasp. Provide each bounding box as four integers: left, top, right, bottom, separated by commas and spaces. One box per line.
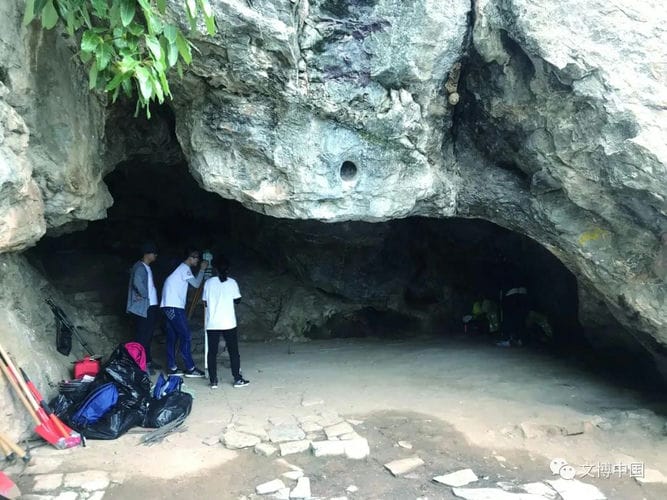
127, 242, 161, 370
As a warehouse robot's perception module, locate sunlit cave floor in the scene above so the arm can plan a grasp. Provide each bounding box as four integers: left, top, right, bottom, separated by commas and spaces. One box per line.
16, 338, 667, 499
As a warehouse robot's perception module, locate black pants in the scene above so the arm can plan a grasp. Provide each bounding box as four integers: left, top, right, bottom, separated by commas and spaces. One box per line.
135, 305, 158, 363
207, 328, 240, 383
501, 294, 529, 343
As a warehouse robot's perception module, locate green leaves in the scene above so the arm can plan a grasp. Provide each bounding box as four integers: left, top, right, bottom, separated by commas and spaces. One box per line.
26, 0, 218, 118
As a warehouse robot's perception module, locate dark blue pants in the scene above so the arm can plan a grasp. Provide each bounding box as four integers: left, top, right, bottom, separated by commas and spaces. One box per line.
134, 305, 158, 363
162, 307, 196, 371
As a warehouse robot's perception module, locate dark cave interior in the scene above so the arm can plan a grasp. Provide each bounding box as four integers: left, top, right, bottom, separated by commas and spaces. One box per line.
25, 160, 663, 390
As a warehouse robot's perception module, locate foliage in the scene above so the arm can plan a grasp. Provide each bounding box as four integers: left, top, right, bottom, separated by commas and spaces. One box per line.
24, 0, 217, 117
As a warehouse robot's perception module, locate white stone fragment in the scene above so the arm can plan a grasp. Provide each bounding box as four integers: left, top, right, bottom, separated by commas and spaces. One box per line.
272, 488, 291, 500
89, 491, 106, 500
452, 487, 546, 499
521, 482, 558, 499
63, 471, 110, 491
202, 435, 220, 446
397, 440, 413, 449
289, 477, 311, 499
280, 440, 311, 456
433, 469, 478, 487
384, 457, 425, 476
347, 419, 363, 425
221, 430, 261, 449
344, 438, 370, 459
300, 421, 323, 433
256, 479, 286, 495
33, 473, 63, 492
311, 440, 346, 457
255, 442, 278, 457
634, 468, 667, 484
346, 485, 358, 493
316, 411, 343, 427
269, 425, 306, 443
546, 479, 606, 500
282, 470, 304, 480
324, 422, 354, 439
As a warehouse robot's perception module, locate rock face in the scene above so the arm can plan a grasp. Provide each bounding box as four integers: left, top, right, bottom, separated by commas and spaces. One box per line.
0, 1, 665, 369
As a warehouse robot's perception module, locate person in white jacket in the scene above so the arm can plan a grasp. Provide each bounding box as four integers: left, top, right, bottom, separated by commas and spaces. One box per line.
160, 248, 208, 377
203, 256, 248, 388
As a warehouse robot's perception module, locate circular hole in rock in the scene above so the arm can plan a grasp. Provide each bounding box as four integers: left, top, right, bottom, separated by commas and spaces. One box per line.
340, 161, 358, 181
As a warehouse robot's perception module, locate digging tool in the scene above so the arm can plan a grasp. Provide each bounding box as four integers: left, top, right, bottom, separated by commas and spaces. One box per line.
19, 367, 80, 443
0, 433, 29, 463
0, 471, 21, 499
0, 344, 69, 449
0, 435, 16, 462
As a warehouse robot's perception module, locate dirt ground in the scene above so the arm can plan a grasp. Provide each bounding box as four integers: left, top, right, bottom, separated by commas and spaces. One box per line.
14, 336, 667, 499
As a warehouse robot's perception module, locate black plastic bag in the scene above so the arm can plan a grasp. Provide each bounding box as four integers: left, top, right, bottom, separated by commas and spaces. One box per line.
79, 405, 144, 440
99, 344, 151, 407
143, 392, 193, 428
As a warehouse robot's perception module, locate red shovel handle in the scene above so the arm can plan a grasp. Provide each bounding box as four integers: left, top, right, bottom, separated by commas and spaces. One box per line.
19, 368, 74, 440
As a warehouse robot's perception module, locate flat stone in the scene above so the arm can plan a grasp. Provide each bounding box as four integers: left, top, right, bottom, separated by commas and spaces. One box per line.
311, 440, 346, 457
273, 488, 291, 500
344, 438, 370, 459
346, 485, 358, 493
452, 487, 546, 499
306, 432, 326, 441
55, 493, 79, 500
324, 422, 354, 439
339, 432, 362, 440
89, 492, 106, 500
24, 457, 63, 474
256, 479, 286, 495
289, 477, 311, 499
63, 471, 110, 491
433, 469, 478, 487
237, 424, 269, 441
269, 416, 297, 426
315, 411, 343, 427
269, 425, 306, 443
384, 457, 424, 476
546, 479, 606, 500
221, 430, 261, 449
33, 473, 63, 492
275, 458, 303, 471
300, 421, 323, 433
202, 435, 220, 446
255, 442, 278, 457
521, 482, 558, 499
297, 415, 319, 424
280, 440, 311, 456
282, 470, 304, 480
634, 468, 667, 484
398, 440, 413, 449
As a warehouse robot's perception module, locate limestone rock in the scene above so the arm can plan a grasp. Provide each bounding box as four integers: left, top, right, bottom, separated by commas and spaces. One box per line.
221, 430, 261, 449
384, 457, 425, 476
433, 469, 478, 487
256, 479, 286, 495
269, 425, 306, 443
546, 479, 606, 500
32, 473, 63, 492
289, 477, 311, 499
324, 422, 355, 439
452, 487, 546, 499
279, 440, 311, 456
311, 440, 346, 457
344, 438, 370, 460
255, 443, 278, 457
63, 470, 110, 491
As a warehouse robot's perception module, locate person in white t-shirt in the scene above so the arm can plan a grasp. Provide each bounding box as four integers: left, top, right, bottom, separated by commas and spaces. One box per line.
126, 242, 161, 373
160, 248, 208, 377
202, 257, 248, 388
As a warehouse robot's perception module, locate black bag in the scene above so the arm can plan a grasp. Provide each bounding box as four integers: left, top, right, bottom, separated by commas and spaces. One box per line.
143, 392, 193, 428
79, 406, 144, 440
99, 344, 151, 409
56, 320, 73, 356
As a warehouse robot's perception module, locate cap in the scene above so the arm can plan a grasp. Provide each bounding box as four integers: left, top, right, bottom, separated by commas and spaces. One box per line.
140, 242, 158, 255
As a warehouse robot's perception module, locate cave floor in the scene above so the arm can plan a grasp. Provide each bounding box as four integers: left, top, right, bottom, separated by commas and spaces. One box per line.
15, 337, 667, 499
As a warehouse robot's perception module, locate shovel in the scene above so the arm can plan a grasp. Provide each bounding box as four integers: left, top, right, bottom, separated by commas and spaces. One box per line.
0, 344, 69, 449
0, 471, 20, 499
0, 433, 29, 463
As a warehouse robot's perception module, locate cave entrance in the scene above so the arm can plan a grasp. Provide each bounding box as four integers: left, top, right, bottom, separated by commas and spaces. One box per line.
26, 160, 659, 389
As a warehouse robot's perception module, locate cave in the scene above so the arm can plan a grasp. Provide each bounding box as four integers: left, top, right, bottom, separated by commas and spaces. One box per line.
24, 157, 662, 391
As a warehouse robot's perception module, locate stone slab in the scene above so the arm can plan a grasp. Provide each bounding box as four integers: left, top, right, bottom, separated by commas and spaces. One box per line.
221, 430, 261, 449
255, 442, 278, 457
324, 421, 354, 439
256, 479, 286, 495
344, 438, 370, 459
546, 479, 606, 500
312, 440, 346, 457
433, 468, 478, 487
290, 477, 311, 499
63, 470, 110, 491
384, 457, 424, 476
452, 487, 547, 499
33, 473, 63, 492
269, 425, 306, 443
280, 440, 311, 456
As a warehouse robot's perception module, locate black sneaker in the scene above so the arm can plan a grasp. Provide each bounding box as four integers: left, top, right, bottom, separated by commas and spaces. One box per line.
233, 378, 250, 388
210, 379, 219, 389
167, 367, 183, 376
184, 367, 206, 378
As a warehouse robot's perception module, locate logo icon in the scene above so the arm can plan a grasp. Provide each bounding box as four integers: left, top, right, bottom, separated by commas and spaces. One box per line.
550, 458, 576, 480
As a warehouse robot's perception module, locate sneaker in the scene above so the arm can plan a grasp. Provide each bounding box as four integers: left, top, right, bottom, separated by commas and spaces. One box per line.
233, 378, 250, 388
496, 340, 511, 348
210, 379, 219, 389
167, 367, 183, 376
184, 367, 206, 378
